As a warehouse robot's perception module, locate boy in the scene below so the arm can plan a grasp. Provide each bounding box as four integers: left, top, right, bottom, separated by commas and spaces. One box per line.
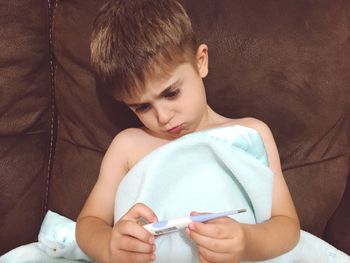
76, 0, 300, 262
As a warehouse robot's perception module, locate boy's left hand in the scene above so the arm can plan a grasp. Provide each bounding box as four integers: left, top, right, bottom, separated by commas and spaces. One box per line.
186, 212, 246, 263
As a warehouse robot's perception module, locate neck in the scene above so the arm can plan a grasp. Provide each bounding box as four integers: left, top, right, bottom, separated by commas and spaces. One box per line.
196, 105, 231, 131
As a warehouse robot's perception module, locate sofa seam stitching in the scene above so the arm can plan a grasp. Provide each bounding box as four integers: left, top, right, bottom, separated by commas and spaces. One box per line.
44, 0, 59, 217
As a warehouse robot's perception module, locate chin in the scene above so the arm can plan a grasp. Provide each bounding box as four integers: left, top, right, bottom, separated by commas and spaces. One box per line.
164, 131, 185, 139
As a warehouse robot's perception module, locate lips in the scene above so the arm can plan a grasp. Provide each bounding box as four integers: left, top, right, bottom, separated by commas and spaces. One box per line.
167, 124, 183, 134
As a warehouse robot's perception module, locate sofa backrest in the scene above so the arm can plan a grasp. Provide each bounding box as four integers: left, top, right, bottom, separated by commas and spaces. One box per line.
0, 0, 51, 253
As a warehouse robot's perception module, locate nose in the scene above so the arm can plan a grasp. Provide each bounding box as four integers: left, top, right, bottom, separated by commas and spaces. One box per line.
154, 104, 173, 126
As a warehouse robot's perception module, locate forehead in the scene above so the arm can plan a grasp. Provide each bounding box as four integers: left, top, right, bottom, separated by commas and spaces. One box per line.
124, 62, 191, 103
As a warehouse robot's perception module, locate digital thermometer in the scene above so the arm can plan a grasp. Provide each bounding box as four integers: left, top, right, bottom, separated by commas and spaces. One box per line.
143, 209, 246, 235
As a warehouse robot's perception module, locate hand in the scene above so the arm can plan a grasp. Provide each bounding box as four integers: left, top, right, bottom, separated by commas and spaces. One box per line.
109, 203, 158, 263
186, 212, 246, 263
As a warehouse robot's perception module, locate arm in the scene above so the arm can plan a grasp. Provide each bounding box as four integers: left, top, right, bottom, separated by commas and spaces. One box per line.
241, 118, 300, 259
188, 118, 300, 262
76, 130, 157, 263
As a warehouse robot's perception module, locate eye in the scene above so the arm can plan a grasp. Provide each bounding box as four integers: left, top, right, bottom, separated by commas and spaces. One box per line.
134, 104, 151, 113
164, 88, 180, 99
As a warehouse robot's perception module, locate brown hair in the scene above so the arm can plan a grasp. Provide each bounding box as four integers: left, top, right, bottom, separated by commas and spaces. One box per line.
91, 0, 198, 100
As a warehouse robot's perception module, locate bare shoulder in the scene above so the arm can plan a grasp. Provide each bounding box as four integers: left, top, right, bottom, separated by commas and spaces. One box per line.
236, 117, 282, 168
108, 127, 169, 170
232, 117, 273, 139
233, 117, 279, 158
109, 127, 147, 149
99, 128, 139, 175
107, 128, 148, 162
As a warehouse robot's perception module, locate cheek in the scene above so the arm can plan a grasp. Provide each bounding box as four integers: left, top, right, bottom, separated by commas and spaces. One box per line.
137, 113, 156, 127
181, 97, 205, 119
134, 113, 147, 124
186, 85, 206, 108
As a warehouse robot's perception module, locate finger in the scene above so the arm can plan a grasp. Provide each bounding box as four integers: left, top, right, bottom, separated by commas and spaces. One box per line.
189, 228, 230, 253
205, 216, 233, 224
190, 222, 231, 239
119, 235, 156, 253
117, 219, 155, 244
198, 246, 233, 263
124, 203, 158, 223
199, 253, 212, 263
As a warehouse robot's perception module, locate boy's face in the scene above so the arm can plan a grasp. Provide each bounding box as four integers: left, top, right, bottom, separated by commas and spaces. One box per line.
124, 45, 209, 139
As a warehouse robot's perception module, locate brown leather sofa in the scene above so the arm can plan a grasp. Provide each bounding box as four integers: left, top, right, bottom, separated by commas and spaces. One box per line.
1, 0, 349, 257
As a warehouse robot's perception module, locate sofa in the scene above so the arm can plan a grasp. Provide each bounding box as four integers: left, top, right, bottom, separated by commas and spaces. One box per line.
1, 0, 349, 257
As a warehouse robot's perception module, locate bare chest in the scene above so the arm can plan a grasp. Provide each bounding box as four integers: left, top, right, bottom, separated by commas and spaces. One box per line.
127, 136, 170, 170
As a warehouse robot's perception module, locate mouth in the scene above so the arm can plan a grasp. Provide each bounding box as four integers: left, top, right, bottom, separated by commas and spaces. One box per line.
167, 124, 183, 134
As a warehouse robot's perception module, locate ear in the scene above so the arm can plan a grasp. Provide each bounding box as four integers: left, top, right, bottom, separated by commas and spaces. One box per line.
196, 44, 209, 78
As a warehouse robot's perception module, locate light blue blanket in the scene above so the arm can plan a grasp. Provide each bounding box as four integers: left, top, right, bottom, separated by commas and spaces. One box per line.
115, 125, 350, 263
1, 125, 349, 263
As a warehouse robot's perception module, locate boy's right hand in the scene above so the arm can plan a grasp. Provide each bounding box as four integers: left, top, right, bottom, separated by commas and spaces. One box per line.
108, 203, 158, 263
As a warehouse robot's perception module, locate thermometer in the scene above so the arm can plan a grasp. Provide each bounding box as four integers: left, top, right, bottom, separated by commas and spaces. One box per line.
143, 209, 246, 235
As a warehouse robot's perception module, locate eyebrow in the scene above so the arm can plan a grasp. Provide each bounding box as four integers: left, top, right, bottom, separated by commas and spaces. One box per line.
126, 80, 182, 108
158, 80, 181, 98
126, 102, 149, 109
